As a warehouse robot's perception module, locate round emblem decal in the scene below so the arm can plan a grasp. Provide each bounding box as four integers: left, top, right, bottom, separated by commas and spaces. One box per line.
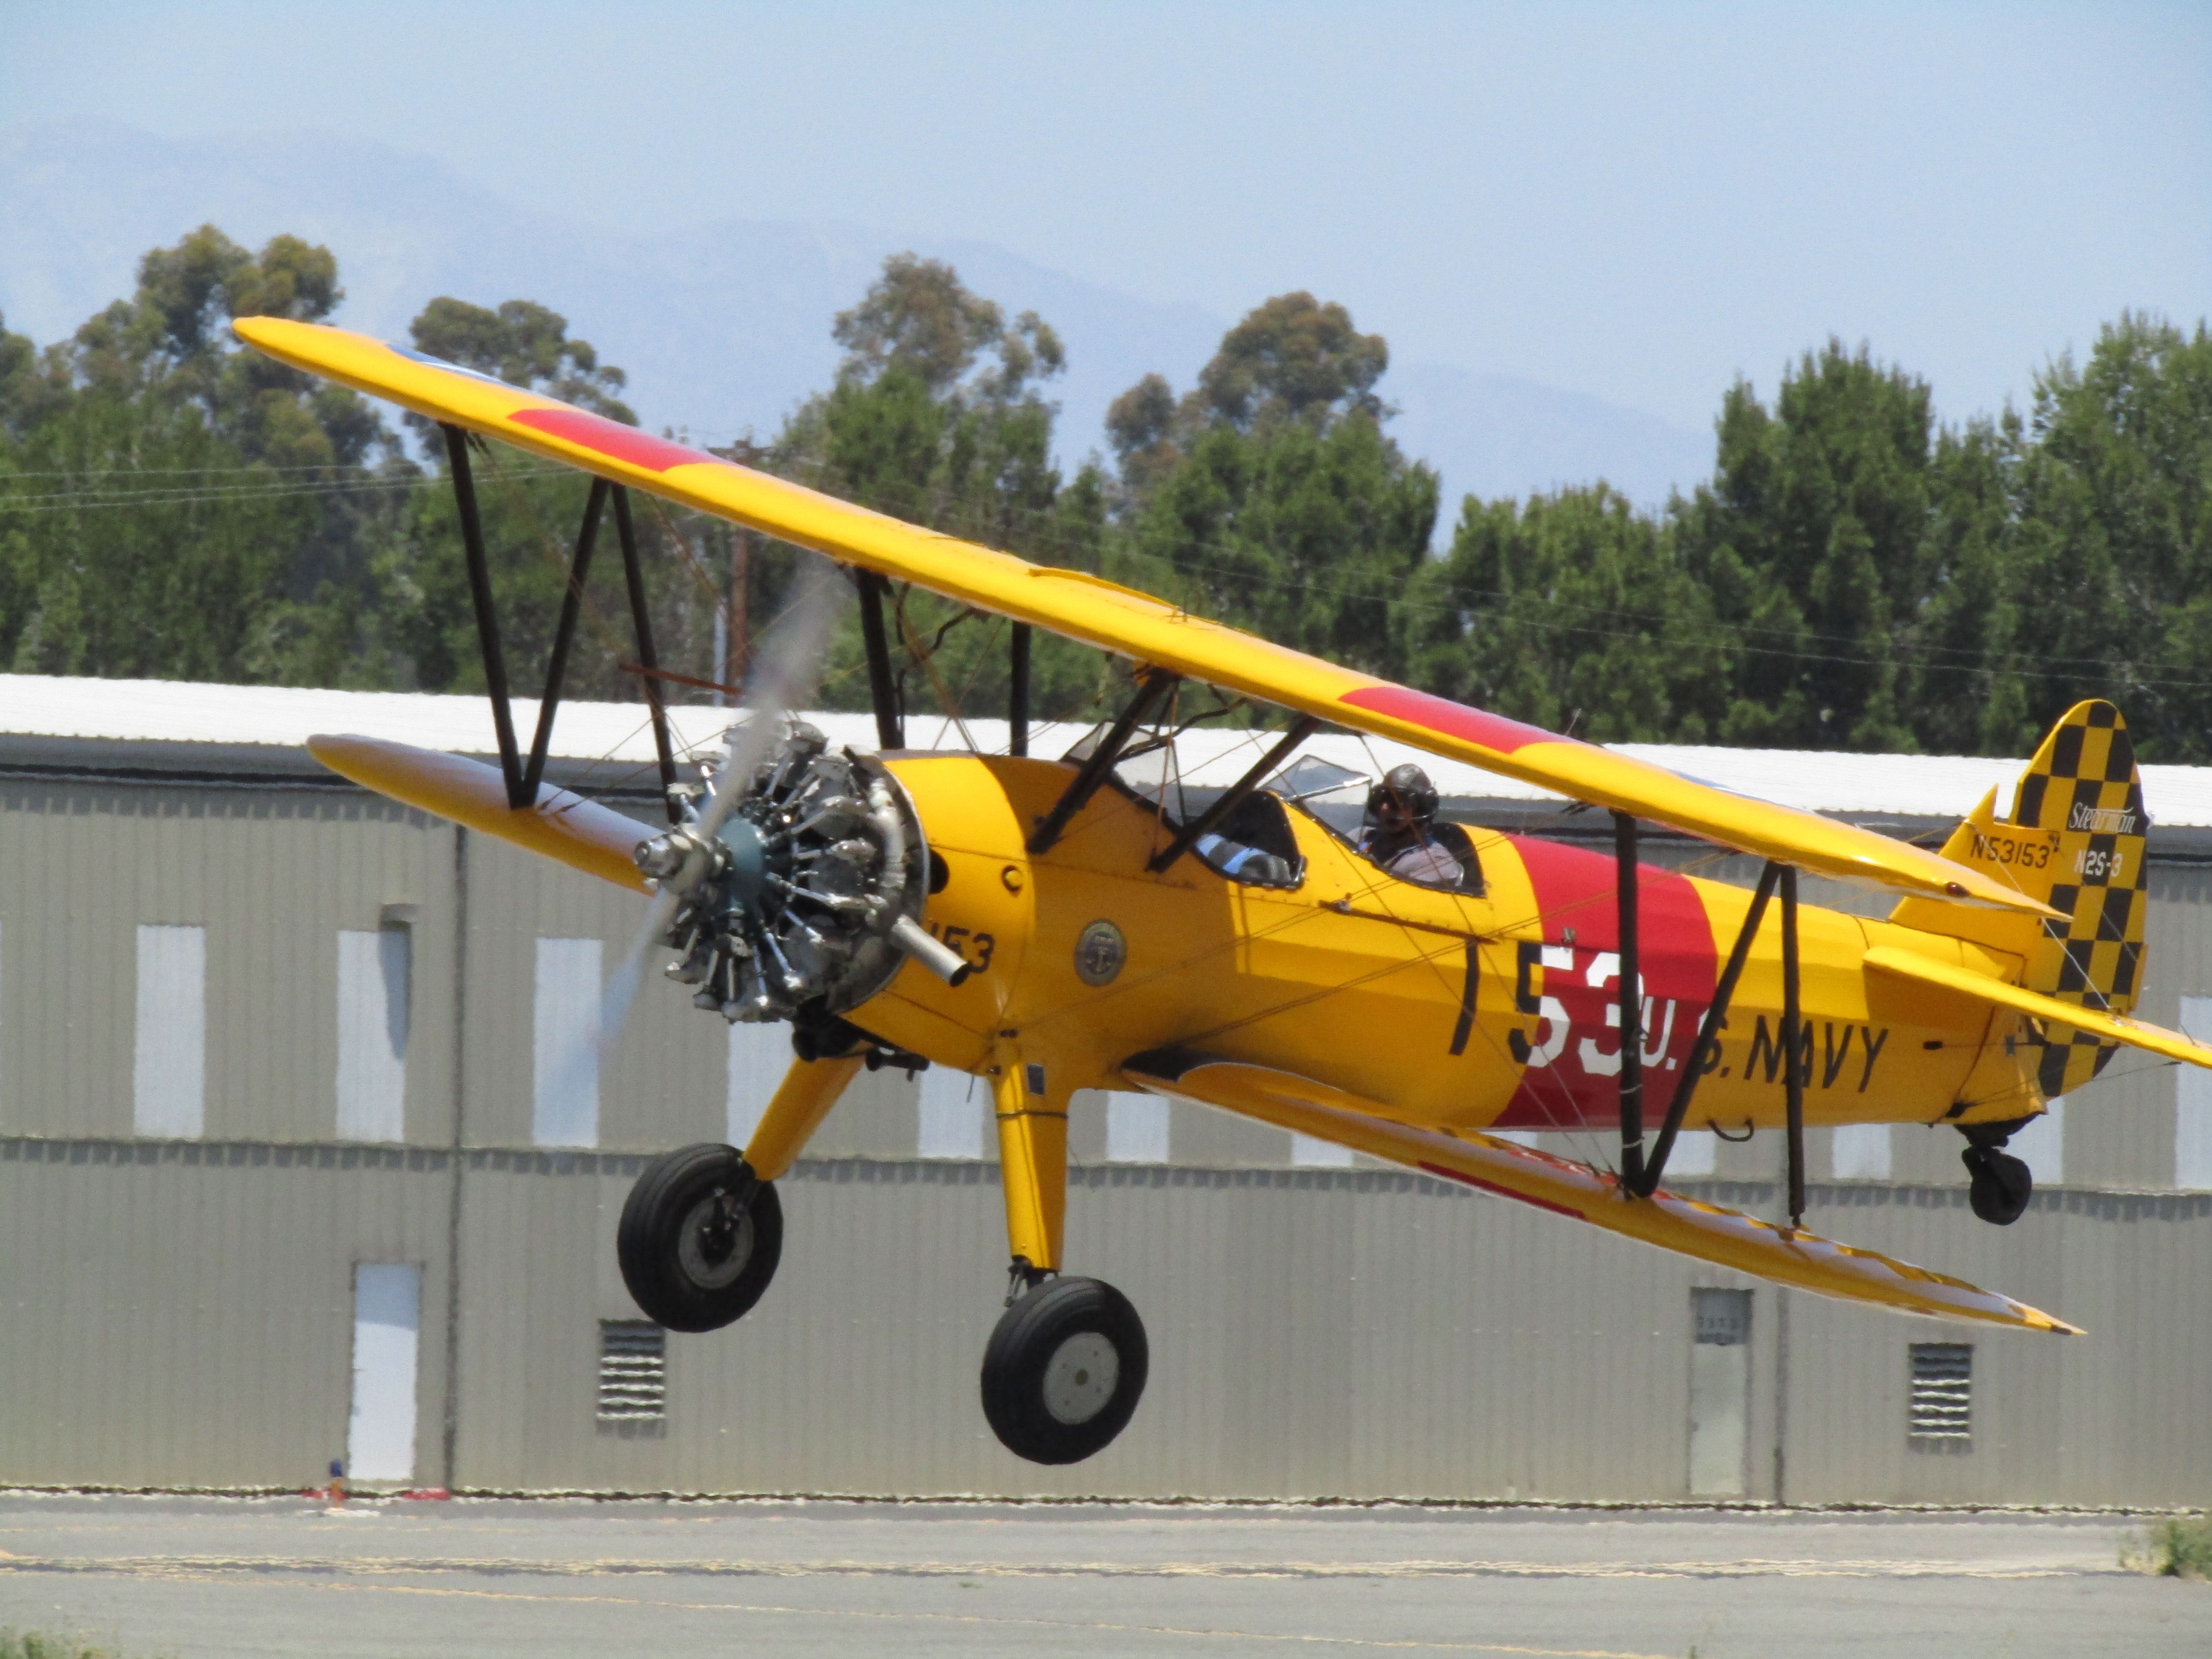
1074, 920, 1127, 987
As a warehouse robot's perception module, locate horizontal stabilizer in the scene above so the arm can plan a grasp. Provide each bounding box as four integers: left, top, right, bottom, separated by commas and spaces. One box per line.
310, 734, 650, 893
235, 317, 2056, 921
1121, 1051, 2078, 1335
1863, 945, 2212, 1073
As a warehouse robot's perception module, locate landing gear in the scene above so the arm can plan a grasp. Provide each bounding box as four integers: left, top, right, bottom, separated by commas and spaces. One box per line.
1962, 1145, 2033, 1226
975, 1053, 1145, 1463
617, 1143, 783, 1331
981, 1276, 1149, 1465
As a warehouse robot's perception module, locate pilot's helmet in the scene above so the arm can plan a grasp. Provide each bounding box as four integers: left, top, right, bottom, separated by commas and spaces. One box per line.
1365, 763, 1440, 827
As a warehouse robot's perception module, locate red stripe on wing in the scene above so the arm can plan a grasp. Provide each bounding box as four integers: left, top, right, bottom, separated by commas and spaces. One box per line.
509, 407, 727, 474
1338, 685, 1558, 756
1417, 1161, 1585, 1219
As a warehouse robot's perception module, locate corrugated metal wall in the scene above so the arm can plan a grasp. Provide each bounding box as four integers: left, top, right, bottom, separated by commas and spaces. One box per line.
4, 769, 2211, 1501
0, 1139, 450, 1488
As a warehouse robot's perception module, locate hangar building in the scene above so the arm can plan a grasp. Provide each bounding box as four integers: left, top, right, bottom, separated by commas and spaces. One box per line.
2, 673, 2208, 1504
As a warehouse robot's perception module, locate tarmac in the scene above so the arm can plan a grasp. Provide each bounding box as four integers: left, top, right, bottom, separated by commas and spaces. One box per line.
1, 1493, 2206, 1658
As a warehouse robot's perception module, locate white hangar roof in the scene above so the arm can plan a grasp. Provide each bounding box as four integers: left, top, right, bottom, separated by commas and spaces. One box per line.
6, 671, 2212, 833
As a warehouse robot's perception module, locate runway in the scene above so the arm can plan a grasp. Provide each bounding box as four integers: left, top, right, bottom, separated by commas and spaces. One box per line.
1, 1495, 2204, 1657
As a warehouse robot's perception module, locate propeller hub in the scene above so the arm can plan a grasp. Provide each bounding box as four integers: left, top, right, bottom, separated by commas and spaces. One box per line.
715, 817, 772, 911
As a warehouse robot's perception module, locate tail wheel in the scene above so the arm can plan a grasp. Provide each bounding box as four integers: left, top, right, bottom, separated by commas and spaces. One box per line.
1963, 1146, 2033, 1226
617, 1143, 783, 1331
981, 1276, 1148, 1465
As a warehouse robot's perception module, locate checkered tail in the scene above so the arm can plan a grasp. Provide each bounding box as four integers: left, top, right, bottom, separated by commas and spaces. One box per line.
2005, 701, 2150, 1096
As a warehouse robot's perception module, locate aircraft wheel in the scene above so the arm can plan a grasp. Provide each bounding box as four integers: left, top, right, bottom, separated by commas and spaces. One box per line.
981, 1276, 1148, 1465
617, 1143, 783, 1332
1963, 1146, 2033, 1226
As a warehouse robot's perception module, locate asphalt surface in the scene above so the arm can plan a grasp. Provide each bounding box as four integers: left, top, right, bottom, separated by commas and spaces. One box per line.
0, 1494, 2205, 1658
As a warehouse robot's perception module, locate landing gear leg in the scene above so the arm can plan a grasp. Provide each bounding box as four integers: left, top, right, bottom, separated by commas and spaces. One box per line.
980, 1057, 1148, 1464
992, 1057, 1069, 1292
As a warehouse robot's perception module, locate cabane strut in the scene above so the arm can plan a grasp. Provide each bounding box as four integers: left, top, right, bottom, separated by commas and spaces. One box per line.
1028, 668, 1179, 855
1147, 717, 1321, 874
855, 570, 903, 751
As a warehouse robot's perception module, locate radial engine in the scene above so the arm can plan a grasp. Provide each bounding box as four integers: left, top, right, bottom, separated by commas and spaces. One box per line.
632, 723, 965, 1025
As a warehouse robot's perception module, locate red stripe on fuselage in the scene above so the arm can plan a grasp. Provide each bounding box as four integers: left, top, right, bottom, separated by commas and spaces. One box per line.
1492, 834, 1719, 1131
508, 407, 728, 475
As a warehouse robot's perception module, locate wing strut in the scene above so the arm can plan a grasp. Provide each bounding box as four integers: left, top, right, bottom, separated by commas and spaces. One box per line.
1781, 866, 1807, 1225
610, 485, 681, 820
1622, 852, 1807, 1226
435, 424, 681, 822
524, 475, 607, 801
443, 424, 525, 805
1027, 668, 1178, 854
1614, 811, 1647, 1191
1634, 860, 1782, 1195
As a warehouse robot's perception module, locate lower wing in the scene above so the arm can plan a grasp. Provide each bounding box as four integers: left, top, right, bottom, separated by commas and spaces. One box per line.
310, 734, 651, 892
1121, 1050, 2078, 1335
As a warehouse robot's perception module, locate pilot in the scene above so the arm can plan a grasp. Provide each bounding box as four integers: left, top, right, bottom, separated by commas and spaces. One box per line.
1358, 763, 1464, 887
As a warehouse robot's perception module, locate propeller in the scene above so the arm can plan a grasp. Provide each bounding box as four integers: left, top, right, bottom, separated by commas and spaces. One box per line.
551, 557, 853, 1111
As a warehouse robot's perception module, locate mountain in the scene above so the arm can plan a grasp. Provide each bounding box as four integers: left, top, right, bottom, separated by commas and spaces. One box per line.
0, 118, 1711, 512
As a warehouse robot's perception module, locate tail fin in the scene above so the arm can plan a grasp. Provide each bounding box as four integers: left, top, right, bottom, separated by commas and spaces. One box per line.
1892, 700, 2149, 1097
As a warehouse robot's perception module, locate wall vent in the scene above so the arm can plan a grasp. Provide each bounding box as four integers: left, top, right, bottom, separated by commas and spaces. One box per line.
597, 1322, 666, 1420
1908, 1342, 1972, 1443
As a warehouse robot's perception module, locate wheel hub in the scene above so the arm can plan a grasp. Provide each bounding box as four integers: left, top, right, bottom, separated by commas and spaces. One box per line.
1041, 1331, 1120, 1425
677, 1192, 754, 1289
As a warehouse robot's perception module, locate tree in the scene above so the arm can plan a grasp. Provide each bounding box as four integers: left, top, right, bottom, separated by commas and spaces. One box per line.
409, 297, 635, 425
1667, 342, 1945, 750
1409, 485, 1726, 742
0, 310, 59, 440
830, 252, 1061, 404
0, 227, 408, 684
779, 254, 1110, 725
1196, 291, 1389, 430
1107, 295, 1435, 681
2003, 313, 2212, 760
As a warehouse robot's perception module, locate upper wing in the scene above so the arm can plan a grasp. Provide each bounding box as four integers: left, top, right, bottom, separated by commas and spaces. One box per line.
238, 318, 2055, 919
1124, 1049, 2077, 1334
1863, 945, 2212, 1071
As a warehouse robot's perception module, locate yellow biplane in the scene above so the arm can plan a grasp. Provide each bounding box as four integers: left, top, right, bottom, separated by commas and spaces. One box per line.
240, 316, 2212, 1465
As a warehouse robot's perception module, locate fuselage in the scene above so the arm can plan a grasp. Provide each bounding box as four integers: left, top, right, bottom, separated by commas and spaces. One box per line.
853, 754, 2039, 1139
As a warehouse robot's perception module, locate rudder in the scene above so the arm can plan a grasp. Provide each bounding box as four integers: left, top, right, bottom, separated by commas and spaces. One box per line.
1891, 700, 2149, 1097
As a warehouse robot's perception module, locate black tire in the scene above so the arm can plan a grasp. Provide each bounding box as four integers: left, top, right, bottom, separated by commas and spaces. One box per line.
617, 1143, 783, 1332
1963, 1146, 2033, 1226
980, 1276, 1148, 1465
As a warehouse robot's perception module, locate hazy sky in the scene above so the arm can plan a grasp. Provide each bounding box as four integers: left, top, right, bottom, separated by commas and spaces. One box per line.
6, 1, 2206, 430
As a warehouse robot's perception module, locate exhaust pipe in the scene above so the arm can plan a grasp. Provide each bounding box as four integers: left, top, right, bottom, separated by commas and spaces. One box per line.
890, 914, 972, 986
